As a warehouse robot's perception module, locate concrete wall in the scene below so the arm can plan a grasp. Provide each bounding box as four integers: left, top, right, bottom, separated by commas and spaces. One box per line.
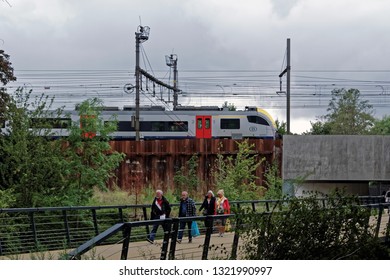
289, 182, 369, 197
283, 135, 390, 181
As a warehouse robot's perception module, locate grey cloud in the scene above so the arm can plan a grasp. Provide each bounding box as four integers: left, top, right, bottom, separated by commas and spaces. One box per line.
270, 0, 300, 18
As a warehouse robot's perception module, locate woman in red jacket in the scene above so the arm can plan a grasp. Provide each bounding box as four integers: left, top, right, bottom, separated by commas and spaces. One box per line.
215, 189, 230, 237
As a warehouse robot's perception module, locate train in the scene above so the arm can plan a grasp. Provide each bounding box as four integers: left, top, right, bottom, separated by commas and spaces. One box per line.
1, 105, 277, 140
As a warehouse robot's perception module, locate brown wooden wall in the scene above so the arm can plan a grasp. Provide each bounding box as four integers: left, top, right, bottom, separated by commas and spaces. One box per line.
109, 139, 282, 194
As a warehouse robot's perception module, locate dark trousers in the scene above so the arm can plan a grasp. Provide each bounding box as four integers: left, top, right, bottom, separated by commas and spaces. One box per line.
204, 218, 213, 229
177, 221, 192, 241
148, 222, 168, 241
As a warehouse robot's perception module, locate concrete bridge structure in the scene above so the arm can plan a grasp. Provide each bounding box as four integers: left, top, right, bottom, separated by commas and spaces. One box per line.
282, 135, 390, 196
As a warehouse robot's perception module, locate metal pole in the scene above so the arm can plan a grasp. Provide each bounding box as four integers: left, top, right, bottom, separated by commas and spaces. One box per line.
120, 224, 131, 260
202, 216, 213, 260
168, 218, 179, 260
286, 38, 291, 134
173, 57, 178, 110
135, 32, 141, 141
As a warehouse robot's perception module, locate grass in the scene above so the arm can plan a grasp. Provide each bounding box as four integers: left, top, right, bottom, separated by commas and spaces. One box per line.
88, 185, 205, 207
88, 186, 133, 206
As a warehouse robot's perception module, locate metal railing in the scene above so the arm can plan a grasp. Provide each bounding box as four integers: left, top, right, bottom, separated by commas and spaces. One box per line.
0, 196, 388, 257
66, 202, 390, 260
67, 214, 237, 260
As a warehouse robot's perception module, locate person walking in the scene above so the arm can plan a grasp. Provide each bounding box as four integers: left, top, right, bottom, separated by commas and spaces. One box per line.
177, 191, 196, 243
215, 189, 230, 237
199, 190, 216, 228
147, 189, 171, 244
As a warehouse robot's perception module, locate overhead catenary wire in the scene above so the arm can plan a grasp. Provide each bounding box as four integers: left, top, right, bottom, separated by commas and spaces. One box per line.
5, 69, 390, 114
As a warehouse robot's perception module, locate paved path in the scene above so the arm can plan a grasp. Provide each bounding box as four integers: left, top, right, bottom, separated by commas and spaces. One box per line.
2, 232, 237, 260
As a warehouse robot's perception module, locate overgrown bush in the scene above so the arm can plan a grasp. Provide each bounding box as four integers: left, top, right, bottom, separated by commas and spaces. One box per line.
237, 192, 390, 259
173, 154, 200, 198
213, 140, 264, 200
263, 159, 283, 200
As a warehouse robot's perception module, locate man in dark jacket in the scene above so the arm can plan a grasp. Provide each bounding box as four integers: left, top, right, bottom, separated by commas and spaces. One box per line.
147, 190, 171, 244
177, 191, 196, 243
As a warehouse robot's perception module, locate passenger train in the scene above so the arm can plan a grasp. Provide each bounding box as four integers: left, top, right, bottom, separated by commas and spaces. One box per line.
1, 105, 277, 140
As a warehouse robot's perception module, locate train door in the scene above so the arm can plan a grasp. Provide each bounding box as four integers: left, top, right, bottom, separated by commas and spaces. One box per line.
195, 115, 212, 138
80, 115, 96, 139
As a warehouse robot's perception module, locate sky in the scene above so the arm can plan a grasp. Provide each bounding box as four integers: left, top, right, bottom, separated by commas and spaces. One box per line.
1, 0, 390, 133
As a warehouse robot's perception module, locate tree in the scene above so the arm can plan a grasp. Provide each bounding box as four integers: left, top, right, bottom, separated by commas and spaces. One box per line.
0, 93, 125, 207
263, 159, 283, 199
0, 49, 16, 86
274, 119, 287, 136
0, 49, 16, 126
370, 115, 390, 135
60, 98, 125, 204
221, 101, 236, 111
1, 53, 72, 207
307, 88, 374, 135
174, 154, 199, 198
305, 117, 332, 135
0, 89, 67, 207
213, 140, 264, 200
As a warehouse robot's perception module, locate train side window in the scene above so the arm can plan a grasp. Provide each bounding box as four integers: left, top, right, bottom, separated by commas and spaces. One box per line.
113, 121, 135, 131
205, 118, 210, 129
55, 118, 71, 128
171, 121, 188, 131
257, 116, 269, 126
247, 116, 256, 124
247, 116, 269, 126
197, 118, 202, 129
220, 118, 240, 129
151, 121, 165, 131
30, 118, 71, 129
140, 121, 151, 131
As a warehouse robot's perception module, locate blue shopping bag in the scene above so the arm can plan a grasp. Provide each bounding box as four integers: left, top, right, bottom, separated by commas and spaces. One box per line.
191, 221, 200, 237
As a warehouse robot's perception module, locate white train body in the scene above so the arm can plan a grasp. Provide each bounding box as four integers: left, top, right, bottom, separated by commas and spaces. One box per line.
1, 106, 277, 140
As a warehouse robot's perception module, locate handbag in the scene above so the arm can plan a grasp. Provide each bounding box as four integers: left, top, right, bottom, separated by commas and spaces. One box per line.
191, 221, 200, 237
224, 219, 231, 232
217, 206, 224, 214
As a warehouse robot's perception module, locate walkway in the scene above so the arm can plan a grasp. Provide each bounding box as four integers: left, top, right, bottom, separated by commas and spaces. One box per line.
2, 232, 237, 260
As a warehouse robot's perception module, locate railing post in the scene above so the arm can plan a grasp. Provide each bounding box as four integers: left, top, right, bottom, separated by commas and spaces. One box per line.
230, 215, 240, 260
118, 208, 124, 223
265, 201, 270, 212
121, 224, 131, 260
385, 206, 390, 245
62, 210, 71, 247
91, 209, 99, 236
143, 206, 150, 236
29, 212, 38, 250
202, 216, 213, 260
375, 204, 383, 239
168, 218, 179, 260
160, 219, 172, 260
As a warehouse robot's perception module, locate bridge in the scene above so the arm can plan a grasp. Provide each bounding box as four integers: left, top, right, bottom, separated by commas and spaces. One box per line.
283, 135, 390, 196
0, 197, 389, 260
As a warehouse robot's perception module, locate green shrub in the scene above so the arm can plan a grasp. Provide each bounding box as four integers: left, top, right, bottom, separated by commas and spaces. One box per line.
237, 192, 390, 259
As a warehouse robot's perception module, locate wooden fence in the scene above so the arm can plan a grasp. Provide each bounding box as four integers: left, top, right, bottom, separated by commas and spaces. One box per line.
109, 139, 282, 193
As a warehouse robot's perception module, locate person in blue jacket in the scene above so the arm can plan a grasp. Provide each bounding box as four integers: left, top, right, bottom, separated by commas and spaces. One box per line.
177, 191, 196, 243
